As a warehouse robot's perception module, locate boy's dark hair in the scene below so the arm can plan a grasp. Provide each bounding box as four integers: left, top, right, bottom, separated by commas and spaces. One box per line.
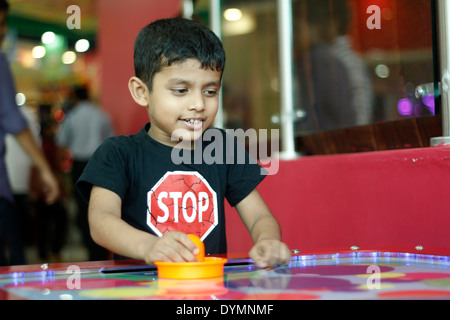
134, 18, 225, 91
0, 0, 9, 11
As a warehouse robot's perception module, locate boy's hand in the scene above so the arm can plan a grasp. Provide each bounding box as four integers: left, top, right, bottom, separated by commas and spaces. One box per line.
142, 232, 199, 265
249, 239, 291, 268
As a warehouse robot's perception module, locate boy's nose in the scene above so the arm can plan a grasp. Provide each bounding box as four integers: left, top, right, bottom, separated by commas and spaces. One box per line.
188, 104, 206, 111
188, 93, 206, 111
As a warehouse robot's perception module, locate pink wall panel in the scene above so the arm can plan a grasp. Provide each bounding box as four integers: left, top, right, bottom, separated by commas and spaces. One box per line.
226, 147, 450, 255
97, 0, 182, 135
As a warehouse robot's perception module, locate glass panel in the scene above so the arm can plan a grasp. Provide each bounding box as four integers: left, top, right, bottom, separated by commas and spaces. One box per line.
216, 0, 280, 132
214, 0, 436, 140
292, 0, 435, 134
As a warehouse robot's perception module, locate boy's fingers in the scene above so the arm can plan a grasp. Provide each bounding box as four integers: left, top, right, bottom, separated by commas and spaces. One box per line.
150, 233, 198, 263
249, 243, 271, 268
174, 232, 199, 256
249, 241, 292, 268
171, 232, 199, 261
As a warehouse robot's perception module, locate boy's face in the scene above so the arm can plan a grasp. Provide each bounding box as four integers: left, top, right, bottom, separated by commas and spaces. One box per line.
136, 58, 221, 147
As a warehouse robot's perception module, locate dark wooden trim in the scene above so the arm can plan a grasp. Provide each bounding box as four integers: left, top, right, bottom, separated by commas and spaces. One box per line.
295, 116, 442, 156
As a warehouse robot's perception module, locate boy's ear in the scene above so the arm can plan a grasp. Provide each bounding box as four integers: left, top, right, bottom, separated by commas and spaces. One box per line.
128, 76, 150, 107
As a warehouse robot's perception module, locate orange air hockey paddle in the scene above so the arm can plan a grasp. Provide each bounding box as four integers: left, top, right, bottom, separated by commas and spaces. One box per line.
155, 234, 227, 279
188, 234, 205, 262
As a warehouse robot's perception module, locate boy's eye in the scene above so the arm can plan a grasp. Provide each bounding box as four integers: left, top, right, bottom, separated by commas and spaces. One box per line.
204, 89, 218, 96
171, 88, 218, 97
172, 88, 188, 95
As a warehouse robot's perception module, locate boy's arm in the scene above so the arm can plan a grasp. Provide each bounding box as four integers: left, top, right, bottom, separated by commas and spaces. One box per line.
88, 185, 198, 264
235, 189, 291, 268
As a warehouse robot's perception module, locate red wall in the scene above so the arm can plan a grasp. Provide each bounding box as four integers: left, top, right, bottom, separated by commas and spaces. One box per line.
226, 147, 450, 256
97, 0, 182, 135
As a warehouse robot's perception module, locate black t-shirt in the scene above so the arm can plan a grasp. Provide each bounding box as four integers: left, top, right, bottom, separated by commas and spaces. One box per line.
77, 123, 266, 255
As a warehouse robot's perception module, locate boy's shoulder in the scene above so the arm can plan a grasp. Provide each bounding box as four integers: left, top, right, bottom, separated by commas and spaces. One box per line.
107, 125, 148, 144
102, 132, 138, 146
97, 128, 146, 157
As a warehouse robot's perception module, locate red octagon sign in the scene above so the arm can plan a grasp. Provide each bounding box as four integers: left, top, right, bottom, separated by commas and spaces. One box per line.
146, 171, 218, 241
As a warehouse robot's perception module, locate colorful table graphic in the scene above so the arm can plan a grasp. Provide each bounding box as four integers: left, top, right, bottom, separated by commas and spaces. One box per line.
1, 251, 449, 300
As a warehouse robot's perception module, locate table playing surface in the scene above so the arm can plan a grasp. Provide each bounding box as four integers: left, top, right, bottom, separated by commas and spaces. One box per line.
1, 248, 449, 301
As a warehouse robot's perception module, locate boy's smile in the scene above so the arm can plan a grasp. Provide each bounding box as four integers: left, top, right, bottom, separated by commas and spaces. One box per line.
130, 58, 222, 148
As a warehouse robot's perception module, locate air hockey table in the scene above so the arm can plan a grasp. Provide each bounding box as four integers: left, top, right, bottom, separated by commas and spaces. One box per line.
1, 246, 449, 301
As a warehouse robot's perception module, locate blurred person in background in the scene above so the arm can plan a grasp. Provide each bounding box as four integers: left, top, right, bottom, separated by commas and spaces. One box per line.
293, 0, 372, 132
56, 85, 115, 261
33, 112, 68, 263
5, 103, 41, 252
0, 0, 59, 265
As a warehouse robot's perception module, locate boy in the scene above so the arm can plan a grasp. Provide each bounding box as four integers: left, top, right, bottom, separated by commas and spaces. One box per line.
77, 18, 291, 268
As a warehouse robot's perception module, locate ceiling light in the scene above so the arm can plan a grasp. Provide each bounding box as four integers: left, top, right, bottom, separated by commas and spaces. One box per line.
62, 51, 77, 64
224, 8, 242, 21
75, 39, 90, 53
41, 31, 56, 44
223, 14, 256, 36
31, 46, 46, 59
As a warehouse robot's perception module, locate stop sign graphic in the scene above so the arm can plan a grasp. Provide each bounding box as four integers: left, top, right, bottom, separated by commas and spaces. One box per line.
146, 171, 218, 240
